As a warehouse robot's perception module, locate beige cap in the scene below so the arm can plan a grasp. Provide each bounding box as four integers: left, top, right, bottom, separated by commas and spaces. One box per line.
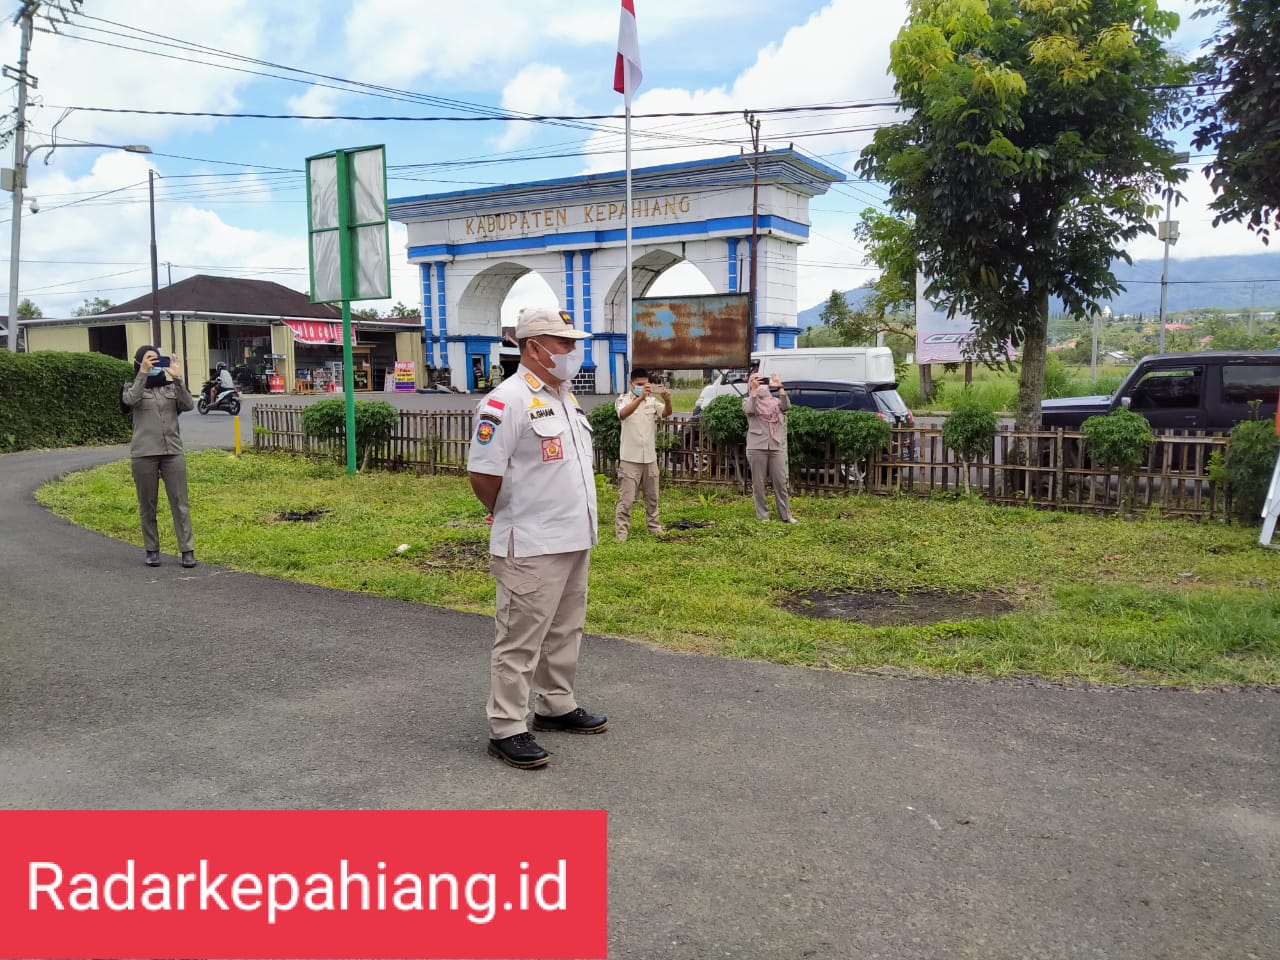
515, 306, 590, 340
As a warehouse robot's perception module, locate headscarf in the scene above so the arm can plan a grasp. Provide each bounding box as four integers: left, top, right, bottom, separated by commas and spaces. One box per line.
752, 385, 784, 443
133, 344, 167, 384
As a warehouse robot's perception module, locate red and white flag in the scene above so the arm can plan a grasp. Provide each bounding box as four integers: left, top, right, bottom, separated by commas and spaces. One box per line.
613, 0, 642, 105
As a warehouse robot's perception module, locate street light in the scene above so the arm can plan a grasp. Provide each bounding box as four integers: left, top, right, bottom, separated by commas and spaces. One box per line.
1157, 151, 1191, 355
5, 141, 152, 351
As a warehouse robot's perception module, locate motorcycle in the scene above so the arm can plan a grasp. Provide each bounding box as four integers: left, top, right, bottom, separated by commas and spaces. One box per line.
197, 379, 242, 415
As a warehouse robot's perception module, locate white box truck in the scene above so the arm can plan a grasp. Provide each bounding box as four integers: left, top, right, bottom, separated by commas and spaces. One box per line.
692, 347, 897, 414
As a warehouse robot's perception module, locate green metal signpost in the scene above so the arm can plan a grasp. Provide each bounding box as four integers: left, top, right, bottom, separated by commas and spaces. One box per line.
306, 145, 391, 475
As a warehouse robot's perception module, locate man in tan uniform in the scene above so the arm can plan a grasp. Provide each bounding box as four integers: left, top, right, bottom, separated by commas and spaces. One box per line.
467, 306, 607, 769
614, 368, 671, 540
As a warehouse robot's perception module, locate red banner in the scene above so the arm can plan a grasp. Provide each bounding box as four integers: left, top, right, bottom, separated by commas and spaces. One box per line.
0, 810, 607, 959
284, 320, 347, 345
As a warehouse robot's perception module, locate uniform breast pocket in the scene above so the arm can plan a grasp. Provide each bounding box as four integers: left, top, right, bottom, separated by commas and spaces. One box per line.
531, 417, 568, 462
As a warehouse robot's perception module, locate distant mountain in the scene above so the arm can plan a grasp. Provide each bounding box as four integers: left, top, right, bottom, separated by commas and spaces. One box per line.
798, 253, 1280, 325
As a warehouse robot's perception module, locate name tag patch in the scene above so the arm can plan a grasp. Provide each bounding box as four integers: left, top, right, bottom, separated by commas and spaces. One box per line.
541, 437, 563, 462
529, 407, 558, 421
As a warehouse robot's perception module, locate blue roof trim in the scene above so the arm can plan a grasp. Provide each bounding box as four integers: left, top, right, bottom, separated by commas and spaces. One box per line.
389, 148, 844, 215
406, 214, 809, 260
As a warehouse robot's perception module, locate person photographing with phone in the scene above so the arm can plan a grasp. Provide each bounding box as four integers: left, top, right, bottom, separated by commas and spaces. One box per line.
743, 371, 798, 524
614, 367, 671, 541
121, 345, 198, 568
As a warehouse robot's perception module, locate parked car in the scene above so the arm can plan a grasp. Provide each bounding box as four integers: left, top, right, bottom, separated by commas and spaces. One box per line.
1041, 351, 1280, 431
680, 378, 915, 476
691, 347, 898, 415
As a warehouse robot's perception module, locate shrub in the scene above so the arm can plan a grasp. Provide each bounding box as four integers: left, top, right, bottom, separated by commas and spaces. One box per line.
783, 408, 889, 492
1081, 408, 1155, 514
0, 350, 134, 452
942, 398, 999, 494
586, 402, 621, 460
700, 394, 747, 445
301, 398, 399, 470
829, 410, 891, 492
1041, 353, 1073, 400
1207, 416, 1279, 526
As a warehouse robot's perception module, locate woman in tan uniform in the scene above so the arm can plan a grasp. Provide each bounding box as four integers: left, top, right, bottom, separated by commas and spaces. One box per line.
743, 371, 798, 523
121, 344, 197, 568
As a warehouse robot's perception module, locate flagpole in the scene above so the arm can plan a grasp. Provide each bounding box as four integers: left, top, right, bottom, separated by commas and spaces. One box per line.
624, 97, 633, 383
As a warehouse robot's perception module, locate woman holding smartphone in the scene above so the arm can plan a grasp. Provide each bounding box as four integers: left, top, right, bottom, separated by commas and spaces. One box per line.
743, 371, 798, 523
121, 344, 197, 567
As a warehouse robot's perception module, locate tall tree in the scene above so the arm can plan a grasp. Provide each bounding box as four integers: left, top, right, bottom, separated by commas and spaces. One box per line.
72, 297, 113, 317
857, 0, 1190, 430
1190, 0, 1280, 243
16, 298, 42, 318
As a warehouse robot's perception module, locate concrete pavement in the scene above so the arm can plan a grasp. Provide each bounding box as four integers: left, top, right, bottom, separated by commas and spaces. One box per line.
1, 445, 1277, 959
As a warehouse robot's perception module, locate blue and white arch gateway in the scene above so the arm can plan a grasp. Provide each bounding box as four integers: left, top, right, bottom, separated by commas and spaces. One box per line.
388, 149, 843, 393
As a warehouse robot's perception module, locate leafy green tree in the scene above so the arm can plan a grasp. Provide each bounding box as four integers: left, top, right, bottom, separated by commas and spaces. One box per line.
72, 297, 114, 317
823, 211, 918, 348
818, 290, 853, 330
1190, 0, 1280, 243
17, 298, 42, 319
857, 0, 1191, 432
352, 307, 380, 320
388, 301, 421, 320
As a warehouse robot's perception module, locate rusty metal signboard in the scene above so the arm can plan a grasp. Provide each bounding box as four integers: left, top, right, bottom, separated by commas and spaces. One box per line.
632, 293, 751, 369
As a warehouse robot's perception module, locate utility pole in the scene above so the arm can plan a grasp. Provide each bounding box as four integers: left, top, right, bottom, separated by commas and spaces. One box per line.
1157, 152, 1190, 355
149, 169, 160, 345
4, 2, 36, 352
745, 112, 761, 349
1248, 282, 1257, 337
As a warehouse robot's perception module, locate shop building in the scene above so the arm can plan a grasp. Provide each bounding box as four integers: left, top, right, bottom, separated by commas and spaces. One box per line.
21, 274, 426, 393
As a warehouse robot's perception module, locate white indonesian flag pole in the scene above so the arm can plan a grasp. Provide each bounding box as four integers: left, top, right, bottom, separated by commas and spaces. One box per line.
614, 0, 642, 378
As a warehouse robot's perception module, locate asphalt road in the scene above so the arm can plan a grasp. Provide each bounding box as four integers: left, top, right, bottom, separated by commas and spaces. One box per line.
1, 446, 1277, 959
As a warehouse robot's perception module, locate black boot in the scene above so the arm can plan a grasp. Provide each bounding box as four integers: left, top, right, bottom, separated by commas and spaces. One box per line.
487, 732, 551, 769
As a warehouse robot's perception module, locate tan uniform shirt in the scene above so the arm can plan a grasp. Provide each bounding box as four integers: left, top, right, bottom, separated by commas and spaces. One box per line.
122, 369, 195, 457
468, 365, 598, 557
614, 392, 664, 464
743, 390, 791, 452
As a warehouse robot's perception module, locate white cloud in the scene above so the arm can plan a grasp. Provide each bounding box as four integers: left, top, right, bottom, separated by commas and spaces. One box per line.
14, 153, 308, 317
497, 64, 575, 150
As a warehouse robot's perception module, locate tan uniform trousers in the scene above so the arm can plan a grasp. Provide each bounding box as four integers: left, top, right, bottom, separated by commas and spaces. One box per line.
615, 460, 660, 539
489, 549, 590, 739
746, 448, 794, 522
130, 454, 195, 553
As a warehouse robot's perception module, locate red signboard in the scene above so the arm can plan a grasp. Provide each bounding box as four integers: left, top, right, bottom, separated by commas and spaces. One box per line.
284, 320, 349, 345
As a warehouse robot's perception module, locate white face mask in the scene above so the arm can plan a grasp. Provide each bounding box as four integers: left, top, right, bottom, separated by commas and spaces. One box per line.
535, 340, 584, 382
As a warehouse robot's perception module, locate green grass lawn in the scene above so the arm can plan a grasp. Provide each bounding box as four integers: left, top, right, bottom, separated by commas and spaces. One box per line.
37, 450, 1280, 687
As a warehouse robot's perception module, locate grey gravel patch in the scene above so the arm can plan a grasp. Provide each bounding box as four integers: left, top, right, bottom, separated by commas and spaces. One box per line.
782, 587, 1020, 626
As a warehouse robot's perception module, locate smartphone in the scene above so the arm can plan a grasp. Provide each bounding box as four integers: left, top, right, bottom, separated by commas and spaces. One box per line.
154, 356, 171, 368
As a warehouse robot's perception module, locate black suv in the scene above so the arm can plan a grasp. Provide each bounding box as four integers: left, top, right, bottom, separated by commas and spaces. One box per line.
1041, 351, 1280, 431
783, 379, 915, 425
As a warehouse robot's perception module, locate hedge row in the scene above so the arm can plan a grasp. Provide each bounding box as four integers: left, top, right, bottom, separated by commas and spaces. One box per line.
0, 351, 134, 452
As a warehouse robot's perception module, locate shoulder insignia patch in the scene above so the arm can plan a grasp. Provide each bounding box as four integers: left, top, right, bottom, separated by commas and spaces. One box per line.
523, 372, 542, 390
479, 411, 502, 426
475, 422, 496, 445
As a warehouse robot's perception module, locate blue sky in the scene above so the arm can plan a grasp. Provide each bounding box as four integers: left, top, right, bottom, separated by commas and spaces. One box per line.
1, 0, 1264, 320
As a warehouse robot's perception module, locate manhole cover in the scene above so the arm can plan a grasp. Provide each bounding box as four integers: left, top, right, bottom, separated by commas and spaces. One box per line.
781, 588, 1020, 627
